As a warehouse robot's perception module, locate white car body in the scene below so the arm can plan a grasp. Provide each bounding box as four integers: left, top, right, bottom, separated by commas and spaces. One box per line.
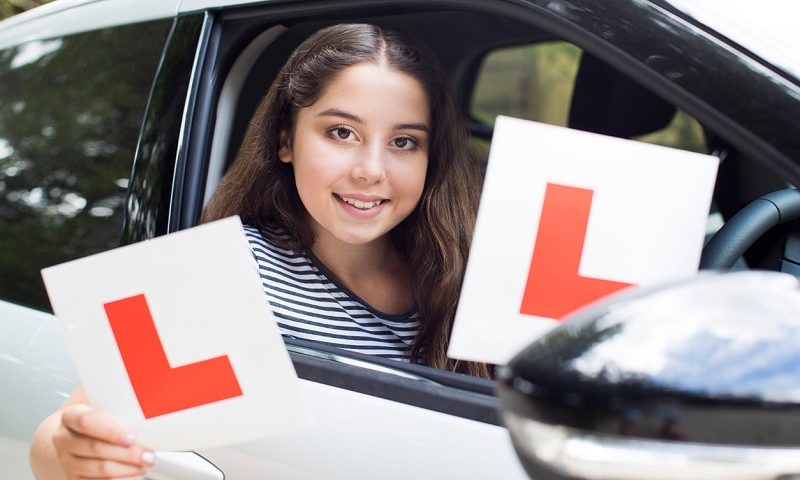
0, 296, 525, 479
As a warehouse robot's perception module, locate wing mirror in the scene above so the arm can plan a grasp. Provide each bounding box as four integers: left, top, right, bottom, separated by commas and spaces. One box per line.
497, 271, 800, 480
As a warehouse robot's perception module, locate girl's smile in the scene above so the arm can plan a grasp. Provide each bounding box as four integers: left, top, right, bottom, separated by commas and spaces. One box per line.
278, 60, 430, 249
334, 193, 387, 217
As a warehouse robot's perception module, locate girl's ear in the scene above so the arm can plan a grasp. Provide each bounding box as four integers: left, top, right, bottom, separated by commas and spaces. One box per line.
278, 131, 292, 163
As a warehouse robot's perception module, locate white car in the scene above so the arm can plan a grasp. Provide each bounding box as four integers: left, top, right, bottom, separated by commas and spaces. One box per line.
1, 0, 799, 478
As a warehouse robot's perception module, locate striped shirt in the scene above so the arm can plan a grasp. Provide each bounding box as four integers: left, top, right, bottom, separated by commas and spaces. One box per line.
244, 225, 419, 361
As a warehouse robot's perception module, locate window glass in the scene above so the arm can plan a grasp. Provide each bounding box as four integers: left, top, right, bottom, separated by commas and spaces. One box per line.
472, 41, 581, 128
0, 20, 170, 310
470, 42, 707, 154
635, 110, 707, 153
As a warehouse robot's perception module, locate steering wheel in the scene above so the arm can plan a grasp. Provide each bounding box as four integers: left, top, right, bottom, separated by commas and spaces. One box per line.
700, 188, 800, 269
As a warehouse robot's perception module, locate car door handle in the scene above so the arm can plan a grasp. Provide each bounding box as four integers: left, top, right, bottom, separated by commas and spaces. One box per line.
145, 451, 223, 480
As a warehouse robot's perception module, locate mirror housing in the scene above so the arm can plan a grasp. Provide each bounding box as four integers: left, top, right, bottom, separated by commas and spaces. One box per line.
498, 271, 800, 480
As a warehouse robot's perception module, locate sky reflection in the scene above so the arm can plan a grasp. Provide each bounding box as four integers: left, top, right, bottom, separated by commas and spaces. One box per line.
571, 272, 800, 402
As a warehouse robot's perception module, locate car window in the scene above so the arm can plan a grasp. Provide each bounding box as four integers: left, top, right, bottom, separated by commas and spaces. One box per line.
470, 41, 708, 156
188, 2, 797, 414
0, 20, 170, 311
472, 41, 581, 129
203, 18, 719, 378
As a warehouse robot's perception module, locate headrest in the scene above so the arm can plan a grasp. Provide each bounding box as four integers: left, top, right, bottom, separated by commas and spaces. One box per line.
568, 53, 676, 138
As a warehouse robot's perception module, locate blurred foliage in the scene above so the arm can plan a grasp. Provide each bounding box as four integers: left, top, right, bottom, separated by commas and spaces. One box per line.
473, 41, 582, 128
637, 110, 706, 153
0, 0, 53, 21
471, 41, 707, 158
0, 21, 169, 310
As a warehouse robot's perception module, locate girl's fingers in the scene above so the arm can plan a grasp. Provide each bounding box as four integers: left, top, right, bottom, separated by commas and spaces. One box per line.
64, 454, 149, 479
69, 438, 155, 468
61, 405, 137, 447
54, 404, 156, 479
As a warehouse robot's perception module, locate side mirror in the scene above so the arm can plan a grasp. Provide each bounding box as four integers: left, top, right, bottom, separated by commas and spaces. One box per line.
497, 271, 800, 480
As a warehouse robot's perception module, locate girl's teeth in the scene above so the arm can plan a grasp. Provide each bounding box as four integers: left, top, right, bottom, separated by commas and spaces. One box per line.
341, 196, 382, 209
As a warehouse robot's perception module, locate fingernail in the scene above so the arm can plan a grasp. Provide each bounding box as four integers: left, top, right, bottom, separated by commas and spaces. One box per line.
142, 451, 156, 465
121, 432, 136, 446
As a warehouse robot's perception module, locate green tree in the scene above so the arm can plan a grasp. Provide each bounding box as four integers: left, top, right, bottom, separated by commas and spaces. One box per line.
0, 0, 53, 21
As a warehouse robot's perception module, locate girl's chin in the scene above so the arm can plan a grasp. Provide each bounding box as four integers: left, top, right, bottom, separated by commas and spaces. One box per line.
321, 227, 395, 247
335, 233, 389, 246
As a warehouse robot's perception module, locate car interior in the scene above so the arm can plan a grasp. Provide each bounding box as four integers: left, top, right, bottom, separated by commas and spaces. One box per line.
187, 4, 799, 405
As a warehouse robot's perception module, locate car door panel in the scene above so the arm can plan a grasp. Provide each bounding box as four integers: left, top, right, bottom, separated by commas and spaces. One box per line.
199, 379, 527, 479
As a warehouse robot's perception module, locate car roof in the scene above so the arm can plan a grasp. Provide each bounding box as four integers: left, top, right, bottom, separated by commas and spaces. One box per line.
0, 0, 177, 50
1, 0, 798, 83
664, 0, 800, 81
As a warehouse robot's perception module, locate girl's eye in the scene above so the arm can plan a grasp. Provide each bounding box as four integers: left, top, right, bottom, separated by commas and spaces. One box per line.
328, 127, 356, 142
392, 137, 417, 150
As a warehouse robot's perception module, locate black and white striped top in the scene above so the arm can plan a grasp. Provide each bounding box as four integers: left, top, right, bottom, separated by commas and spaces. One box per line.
244, 225, 419, 361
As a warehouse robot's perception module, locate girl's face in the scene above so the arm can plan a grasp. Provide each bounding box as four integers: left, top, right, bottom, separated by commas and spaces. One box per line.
279, 61, 430, 249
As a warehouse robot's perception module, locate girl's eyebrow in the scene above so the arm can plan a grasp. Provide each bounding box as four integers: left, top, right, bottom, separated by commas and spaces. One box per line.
396, 122, 430, 134
317, 108, 429, 134
317, 108, 362, 123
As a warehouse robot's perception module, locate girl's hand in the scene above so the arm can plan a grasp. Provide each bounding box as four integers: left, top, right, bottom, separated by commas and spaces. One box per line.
52, 404, 155, 479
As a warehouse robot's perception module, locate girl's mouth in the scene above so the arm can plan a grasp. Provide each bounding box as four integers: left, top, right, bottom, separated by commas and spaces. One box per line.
335, 194, 386, 210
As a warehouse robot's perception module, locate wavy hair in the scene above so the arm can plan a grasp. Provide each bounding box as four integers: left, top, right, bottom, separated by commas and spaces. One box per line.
202, 24, 490, 378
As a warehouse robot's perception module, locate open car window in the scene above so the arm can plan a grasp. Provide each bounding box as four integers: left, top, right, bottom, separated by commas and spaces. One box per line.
471, 41, 707, 154
184, 1, 799, 422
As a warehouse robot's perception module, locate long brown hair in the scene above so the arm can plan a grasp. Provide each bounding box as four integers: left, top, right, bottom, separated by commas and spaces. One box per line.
202, 24, 490, 378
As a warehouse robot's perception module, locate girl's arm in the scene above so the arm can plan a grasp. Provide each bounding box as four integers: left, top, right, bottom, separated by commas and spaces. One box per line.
29, 385, 155, 480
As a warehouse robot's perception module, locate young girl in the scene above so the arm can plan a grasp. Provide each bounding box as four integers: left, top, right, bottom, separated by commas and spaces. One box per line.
203, 23, 487, 374
30, 23, 488, 479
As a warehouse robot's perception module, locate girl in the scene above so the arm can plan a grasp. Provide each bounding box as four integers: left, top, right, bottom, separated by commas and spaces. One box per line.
30, 23, 488, 479
203, 23, 487, 375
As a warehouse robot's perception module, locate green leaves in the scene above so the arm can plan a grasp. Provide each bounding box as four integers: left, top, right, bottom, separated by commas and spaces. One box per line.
0, 0, 54, 22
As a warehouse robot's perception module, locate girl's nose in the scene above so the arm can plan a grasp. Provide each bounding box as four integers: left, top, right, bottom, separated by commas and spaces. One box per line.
351, 143, 386, 183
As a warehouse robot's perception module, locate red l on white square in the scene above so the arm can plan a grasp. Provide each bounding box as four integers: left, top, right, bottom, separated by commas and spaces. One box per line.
448, 116, 719, 365
42, 216, 312, 451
